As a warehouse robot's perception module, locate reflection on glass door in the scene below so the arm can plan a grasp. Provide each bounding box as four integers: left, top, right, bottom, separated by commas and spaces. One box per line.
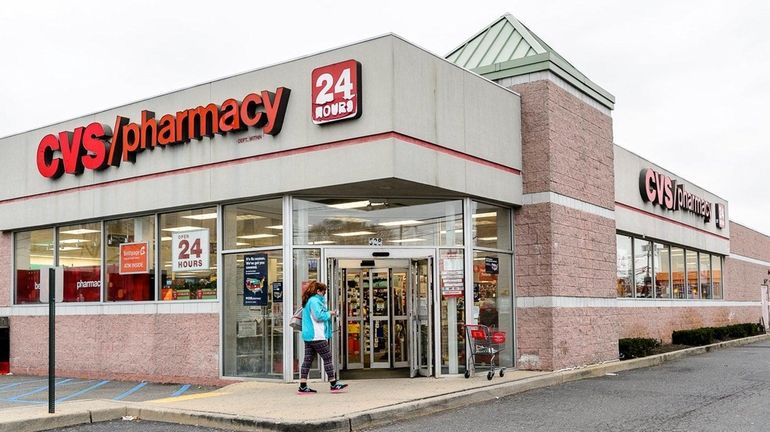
392, 270, 408, 368
345, 269, 365, 369
370, 270, 390, 368
411, 258, 433, 377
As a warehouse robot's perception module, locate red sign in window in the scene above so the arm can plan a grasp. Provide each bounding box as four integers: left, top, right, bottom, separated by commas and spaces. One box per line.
311, 60, 361, 125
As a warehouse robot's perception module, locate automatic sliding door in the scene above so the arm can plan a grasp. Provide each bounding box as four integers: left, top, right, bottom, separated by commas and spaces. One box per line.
370, 269, 390, 368
344, 269, 364, 369
392, 269, 409, 368
410, 258, 433, 377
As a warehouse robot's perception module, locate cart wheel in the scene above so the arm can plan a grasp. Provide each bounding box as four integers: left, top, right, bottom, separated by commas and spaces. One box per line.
487, 371, 494, 380
499, 369, 505, 377
464, 370, 471, 379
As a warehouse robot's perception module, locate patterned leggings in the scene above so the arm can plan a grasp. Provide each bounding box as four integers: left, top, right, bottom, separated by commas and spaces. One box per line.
301, 340, 336, 380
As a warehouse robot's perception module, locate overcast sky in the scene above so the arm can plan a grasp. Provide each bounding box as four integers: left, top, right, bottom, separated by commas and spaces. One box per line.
2, 1, 768, 235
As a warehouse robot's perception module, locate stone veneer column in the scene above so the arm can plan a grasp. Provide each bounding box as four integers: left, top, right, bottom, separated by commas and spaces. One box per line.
510, 78, 618, 370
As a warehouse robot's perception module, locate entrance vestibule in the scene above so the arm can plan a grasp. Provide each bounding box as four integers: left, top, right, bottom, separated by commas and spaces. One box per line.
327, 254, 434, 378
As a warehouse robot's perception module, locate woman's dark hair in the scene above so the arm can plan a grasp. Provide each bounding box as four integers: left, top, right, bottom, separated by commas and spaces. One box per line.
301, 280, 327, 306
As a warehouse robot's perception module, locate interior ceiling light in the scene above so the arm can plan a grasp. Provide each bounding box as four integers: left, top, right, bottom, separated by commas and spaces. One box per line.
479, 237, 498, 241
59, 239, 88, 244
162, 226, 203, 232
265, 225, 283, 230
333, 231, 375, 237
440, 230, 464, 234
472, 212, 497, 219
161, 236, 173, 241
388, 238, 426, 243
183, 213, 218, 220
60, 229, 100, 235
58, 246, 82, 251
235, 242, 250, 246
328, 200, 371, 209
236, 214, 265, 221
329, 217, 370, 223
378, 220, 421, 227
474, 220, 496, 226
309, 240, 336, 245
237, 234, 278, 239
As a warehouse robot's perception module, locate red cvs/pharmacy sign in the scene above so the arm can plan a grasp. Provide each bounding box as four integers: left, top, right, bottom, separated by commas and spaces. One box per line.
312, 60, 362, 124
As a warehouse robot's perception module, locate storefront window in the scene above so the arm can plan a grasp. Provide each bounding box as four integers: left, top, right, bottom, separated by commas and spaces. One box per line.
223, 199, 283, 250
634, 239, 652, 298
686, 249, 700, 299
472, 251, 513, 368
616, 235, 633, 297
439, 248, 465, 374
58, 223, 101, 302
293, 248, 321, 379
293, 198, 463, 247
653, 243, 670, 298
619, 233, 722, 301
471, 202, 511, 250
14, 228, 54, 304
223, 250, 283, 378
712, 255, 723, 299
671, 247, 685, 299
105, 216, 155, 301
700, 253, 712, 299
159, 208, 217, 301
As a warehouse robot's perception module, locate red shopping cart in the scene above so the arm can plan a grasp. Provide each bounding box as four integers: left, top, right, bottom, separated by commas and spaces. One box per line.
464, 324, 506, 380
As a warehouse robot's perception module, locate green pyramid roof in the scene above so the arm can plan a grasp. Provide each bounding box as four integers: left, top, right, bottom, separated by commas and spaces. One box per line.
447, 14, 615, 109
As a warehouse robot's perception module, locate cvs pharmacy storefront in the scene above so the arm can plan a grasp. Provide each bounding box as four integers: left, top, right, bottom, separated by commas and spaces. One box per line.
0, 35, 521, 384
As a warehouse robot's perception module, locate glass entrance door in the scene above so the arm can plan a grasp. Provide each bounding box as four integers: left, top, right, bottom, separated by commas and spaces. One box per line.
339, 264, 411, 370
369, 269, 391, 368
410, 258, 433, 377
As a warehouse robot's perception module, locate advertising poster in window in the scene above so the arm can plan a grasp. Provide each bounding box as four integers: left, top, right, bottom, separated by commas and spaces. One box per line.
440, 250, 464, 298
172, 229, 209, 272
272, 282, 283, 303
484, 257, 499, 275
119, 242, 149, 275
244, 254, 268, 306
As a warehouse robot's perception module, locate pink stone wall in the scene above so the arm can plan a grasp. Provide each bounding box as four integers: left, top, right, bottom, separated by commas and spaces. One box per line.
515, 203, 615, 299
511, 80, 614, 209
730, 222, 770, 262
551, 206, 616, 298
724, 258, 767, 301
616, 306, 761, 344
551, 308, 618, 369
516, 307, 553, 370
512, 77, 617, 371
0, 232, 11, 307
517, 307, 619, 371
514, 203, 553, 298
9, 313, 223, 386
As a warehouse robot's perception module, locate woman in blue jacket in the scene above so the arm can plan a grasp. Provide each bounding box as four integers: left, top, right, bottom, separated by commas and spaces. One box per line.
298, 280, 348, 394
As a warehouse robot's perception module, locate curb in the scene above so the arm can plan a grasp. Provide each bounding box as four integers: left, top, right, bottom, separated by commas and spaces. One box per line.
2, 334, 768, 432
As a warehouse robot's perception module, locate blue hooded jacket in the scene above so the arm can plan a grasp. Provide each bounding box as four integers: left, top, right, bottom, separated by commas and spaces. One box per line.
301, 294, 332, 341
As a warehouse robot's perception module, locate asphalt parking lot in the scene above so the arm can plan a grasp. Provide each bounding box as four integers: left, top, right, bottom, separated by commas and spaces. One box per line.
0, 375, 219, 410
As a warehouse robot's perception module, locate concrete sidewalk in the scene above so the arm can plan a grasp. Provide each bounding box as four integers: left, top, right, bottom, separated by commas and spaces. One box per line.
2, 334, 768, 432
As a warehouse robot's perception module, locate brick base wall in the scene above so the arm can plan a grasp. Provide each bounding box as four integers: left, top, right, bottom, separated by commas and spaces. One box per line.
9, 313, 222, 385
518, 305, 762, 370
516, 307, 618, 371
616, 306, 762, 344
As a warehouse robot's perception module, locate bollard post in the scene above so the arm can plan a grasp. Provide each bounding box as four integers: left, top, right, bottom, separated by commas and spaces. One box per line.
48, 267, 55, 414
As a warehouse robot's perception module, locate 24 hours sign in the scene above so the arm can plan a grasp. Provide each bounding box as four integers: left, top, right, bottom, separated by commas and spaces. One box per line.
311, 59, 361, 124
172, 229, 209, 272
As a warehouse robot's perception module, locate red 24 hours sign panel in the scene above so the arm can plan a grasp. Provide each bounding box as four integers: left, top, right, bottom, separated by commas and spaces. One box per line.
311, 59, 362, 124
